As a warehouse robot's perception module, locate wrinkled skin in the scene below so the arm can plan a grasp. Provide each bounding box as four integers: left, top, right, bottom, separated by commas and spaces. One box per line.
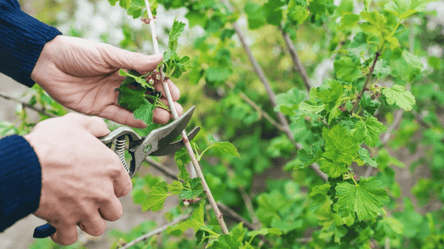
26, 114, 132, 245
31, 35, 183, 127
25, 35, 184, 245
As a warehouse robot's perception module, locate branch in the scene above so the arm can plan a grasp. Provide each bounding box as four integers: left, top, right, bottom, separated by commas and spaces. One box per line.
220, 0, 327, 181
225, 82, 284, 131
119, 213, 190, 249
143, 0, 229, 234
350, 51, 380, 113
0, 91, 56, 118
280, 28, 311, 91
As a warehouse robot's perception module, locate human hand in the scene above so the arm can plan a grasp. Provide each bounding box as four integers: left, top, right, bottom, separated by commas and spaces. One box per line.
24, 113, 132, 245
31, 35, 183, 128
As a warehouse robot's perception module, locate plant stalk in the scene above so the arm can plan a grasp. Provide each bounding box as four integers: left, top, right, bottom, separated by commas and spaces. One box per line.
143, 0, 229, 234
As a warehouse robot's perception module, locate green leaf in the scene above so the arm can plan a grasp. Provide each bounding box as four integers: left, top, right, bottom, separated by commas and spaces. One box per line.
176, 159, 191, 182
244, 3, 266, 29
187, 202, 206, 234
382, 85, 416, 111
168, 19, 186, 52
293, 144, 323, 169
274, 88, 306, 115
334, 177, 389, 220
205, 67, 231, 83
340, 12, 359, 29
316, 79, 344, 103
117, 85, 147, 112
134, 102, 155, 124
175, 146, 191, 166
169, 180, 183, 195
299, 103, 325, 114
354, 116, 387, 147
206, 135, 240, 158
262, 0, 285, 26
212, 234, 243, 249
373, 59, 391, 77
142, 182, 171, 212
247, 227, 282, 238
334, 57, 361, 83
180, 178, 204, 200
358, 147, 378, 167
322, 125, 360, 165
318, 158, 348, 178
359, 93, 380, 116
360, 11, 387, 35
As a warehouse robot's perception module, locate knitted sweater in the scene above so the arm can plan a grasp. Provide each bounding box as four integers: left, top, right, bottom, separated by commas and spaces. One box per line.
0, 0, 61, 231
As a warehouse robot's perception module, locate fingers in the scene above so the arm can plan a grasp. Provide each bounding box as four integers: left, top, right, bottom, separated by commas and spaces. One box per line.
101, 105, 148, 128
153, 102, 183, 124
51, 225, 78, 245
153, 79, 180, 101
99, 197, 123, 222
99, 44, 163, 73
78, 216, 106, 237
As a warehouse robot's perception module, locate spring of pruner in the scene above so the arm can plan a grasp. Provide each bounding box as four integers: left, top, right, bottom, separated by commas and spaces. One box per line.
114, 136, 130, 174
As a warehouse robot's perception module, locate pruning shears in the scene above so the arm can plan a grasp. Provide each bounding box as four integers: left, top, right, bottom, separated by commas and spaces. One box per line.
33, 106, 200, 238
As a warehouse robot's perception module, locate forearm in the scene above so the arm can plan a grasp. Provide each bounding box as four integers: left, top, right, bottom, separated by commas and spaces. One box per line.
0, 135, 41, 232
0, 0, 61, 87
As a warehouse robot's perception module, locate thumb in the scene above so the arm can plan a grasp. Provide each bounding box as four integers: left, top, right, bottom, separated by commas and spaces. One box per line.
67, 113, 110, 137
99, 44, 163, 73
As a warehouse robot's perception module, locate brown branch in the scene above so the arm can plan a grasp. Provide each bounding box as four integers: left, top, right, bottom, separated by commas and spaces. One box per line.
220, 0, 327, 181
145, 157, 274, 246
143, 0, 229, 234
0, 91, 56, 118
350, 52, 380, 113
280, 28, 311, 91
119, 213, 191, 249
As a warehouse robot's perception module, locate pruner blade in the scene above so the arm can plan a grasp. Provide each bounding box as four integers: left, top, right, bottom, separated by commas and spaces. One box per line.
131, 106, 199, 176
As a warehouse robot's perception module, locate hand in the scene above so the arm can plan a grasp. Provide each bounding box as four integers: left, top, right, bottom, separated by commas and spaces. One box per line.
24, 113, 132, 245
31, 35, 183, 128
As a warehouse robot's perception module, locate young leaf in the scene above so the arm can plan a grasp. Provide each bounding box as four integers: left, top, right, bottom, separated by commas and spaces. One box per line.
133, 102, 155, 124
358, 147, 378, 167
354, 116, 387, 147
169, 180, 184, 195
247, 227, 282, 238
334, 177, 390, 220
359, 94, 380, 116
382, 85, 416, 111
180, 178, 204, 200
334, 57, 361, 83
322, 125, 360, 165
169, 19, 186, 52
117, 86, 147, 112
205, 135, 240, 158
142, 182, 171, 212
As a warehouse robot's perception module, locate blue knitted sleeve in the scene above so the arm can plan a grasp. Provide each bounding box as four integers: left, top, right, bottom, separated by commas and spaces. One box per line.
0, 0, 62, 87
0, 135, 41, 232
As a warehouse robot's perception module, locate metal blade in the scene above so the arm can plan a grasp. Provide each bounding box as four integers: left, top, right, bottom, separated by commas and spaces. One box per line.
149, 126, 200, 156
131, 106, 196, 175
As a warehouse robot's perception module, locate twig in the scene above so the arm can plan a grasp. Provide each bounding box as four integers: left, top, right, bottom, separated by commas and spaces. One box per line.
0, 91, 56, 118
239, 187, 259, 227
350, 51, 380, 113
220, 0, 327, 182
225, 82, 284, 131
280, 27, 311, 91
143, 0, 229, 234
119, 213, 190, 249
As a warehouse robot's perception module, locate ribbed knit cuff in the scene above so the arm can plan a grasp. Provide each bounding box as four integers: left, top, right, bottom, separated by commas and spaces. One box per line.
0, 0, 62, 87
0, 135, 41, 232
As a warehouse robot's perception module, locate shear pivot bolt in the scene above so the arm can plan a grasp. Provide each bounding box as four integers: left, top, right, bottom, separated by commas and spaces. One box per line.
143, 144, 152, 153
